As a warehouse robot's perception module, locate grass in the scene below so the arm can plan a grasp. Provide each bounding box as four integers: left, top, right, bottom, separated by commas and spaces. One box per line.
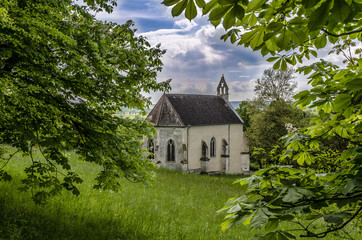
0, 146, 361, 240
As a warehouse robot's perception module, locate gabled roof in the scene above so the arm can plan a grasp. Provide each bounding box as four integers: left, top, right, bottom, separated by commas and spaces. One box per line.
146, 94, 243, 127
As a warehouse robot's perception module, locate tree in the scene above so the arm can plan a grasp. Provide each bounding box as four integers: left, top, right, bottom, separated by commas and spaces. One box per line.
164, 0, 362, 238
0, 0, 170, 204
245, 99, 310, 168
254, 68, 297, 101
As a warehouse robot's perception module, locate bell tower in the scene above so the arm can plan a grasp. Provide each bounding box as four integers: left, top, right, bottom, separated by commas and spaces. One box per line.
217, 74, 229, 102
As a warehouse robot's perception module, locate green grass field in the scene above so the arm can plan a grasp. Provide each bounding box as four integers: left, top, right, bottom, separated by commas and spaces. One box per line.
0, 147, 361, 240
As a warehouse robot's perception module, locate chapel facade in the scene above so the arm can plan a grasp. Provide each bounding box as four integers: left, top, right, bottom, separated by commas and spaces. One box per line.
146, 75, 250, 174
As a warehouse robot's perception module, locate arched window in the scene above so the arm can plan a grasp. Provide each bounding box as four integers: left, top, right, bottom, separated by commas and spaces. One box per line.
210, 137, 216, 157
147, 139, 154, 159
167, 139, 175, 162
202, 141, 208, 158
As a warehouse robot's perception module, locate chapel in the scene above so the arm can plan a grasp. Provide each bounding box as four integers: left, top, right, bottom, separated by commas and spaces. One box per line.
146, 75, 250, 174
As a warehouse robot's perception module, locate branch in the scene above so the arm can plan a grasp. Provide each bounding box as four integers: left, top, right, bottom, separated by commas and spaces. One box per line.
322, 28, 362, 37
0, 149, 20, 170
300, 205, 362, 238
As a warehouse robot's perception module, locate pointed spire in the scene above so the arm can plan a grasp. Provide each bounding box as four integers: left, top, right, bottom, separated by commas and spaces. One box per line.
217, 74, 229, 101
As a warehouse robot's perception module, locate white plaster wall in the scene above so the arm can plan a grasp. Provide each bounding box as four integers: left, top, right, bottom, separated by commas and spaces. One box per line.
152, 124, 250, 174
187, 124, 247, 173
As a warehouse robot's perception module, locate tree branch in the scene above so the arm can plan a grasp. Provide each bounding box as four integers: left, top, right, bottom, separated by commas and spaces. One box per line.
322, 28, 362, 37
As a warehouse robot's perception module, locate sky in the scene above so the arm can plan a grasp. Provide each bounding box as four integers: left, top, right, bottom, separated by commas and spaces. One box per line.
94, 0, 347, 103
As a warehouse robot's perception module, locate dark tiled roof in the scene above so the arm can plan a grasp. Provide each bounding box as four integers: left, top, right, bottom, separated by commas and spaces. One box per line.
147, 94, 243, 126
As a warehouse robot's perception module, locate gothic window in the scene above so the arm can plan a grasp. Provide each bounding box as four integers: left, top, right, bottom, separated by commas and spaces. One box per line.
222, 139, 229, 157
202, 141, 208, 158
147, 139, 154, 159
167, 139, 175, 162
210, 137, 216, 157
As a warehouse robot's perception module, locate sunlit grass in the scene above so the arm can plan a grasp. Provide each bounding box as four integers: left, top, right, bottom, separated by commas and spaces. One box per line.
0, 146, 360, 239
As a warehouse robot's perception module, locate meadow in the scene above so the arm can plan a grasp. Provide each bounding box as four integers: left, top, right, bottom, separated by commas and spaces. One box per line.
0, 147, 360, 240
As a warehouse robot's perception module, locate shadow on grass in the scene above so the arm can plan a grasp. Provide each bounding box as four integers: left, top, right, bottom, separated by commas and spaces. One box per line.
0, 191, 152, 240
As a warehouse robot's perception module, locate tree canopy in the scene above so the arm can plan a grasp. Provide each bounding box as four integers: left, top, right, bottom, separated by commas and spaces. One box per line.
164, 0, 362, 239
0, 0, 169, 204
254, 68, 296, 102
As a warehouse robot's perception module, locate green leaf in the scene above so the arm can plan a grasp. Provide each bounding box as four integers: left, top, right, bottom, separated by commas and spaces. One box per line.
333, 94, 351, 112
247, 0, 268, 12
265, 38, 278, 51
185, 0, 197, 20
276, 28, 290, 49
342, 181, 355, 195
172, 0, 188, 17
209, 5, 232, 21
287, 26, 306, 45
265, 218, 279, 232
203, 0, 218, 15
250, 209, 269, 228
282, 188, 303, 203
307, 1, 332, 31
266, 56, 279, 62
162, 0, 180, 6
302, 0, 320, 8
223, 8, 236, 29
314, 34, 327, 49
233, 4, 245, 21
240, 28, 259, 43
250, 28, 265, 49
280, 59, 287, 71
195, 0, 206, 8
273, 59, 281, 69
346, 78, 362, 90
330, 0, 351, 22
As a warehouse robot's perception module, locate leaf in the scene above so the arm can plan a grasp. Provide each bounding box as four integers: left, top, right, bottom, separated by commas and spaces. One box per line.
342, 181, 355, 195
203, 0, 218, 15
346, 78, 362, 91
209, 5, 232, 21
162, 0, 180, 6
240, 28, 259, 43
276, 28, 290, 49
250, 209, 269, 228
195, 0, 206, 8
223, 7, 236, 29
265, 218, 279, 232
288, 26, 306, 45
172, 0, 188, 17
250, 28, 265, 49
302, 0, 320, 8
283, 188, 303, 203
247, 0, 268, 12
314, 34, 327, 49
307, 1, 332, 31
185, 0, 197, 20
330, 0, 351, 22
333, 94, 351, 112
266, 56, 279, 62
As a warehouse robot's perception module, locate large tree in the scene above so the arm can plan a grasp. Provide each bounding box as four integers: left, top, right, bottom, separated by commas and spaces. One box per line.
254, 67, 296, 101
0, 0, 169, 203
164, 0, 362, 239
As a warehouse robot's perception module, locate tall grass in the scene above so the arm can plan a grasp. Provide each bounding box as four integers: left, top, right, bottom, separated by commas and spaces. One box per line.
0, 147, 360, 239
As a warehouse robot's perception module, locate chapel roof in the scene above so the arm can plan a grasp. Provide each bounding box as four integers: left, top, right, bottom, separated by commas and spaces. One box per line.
146, 94, 243, 127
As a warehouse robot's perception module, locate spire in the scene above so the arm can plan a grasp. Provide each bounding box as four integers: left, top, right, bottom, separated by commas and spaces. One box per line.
217, 74, 229, 101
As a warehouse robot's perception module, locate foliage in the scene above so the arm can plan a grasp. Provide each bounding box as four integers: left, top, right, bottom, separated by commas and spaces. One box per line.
247, 99, 310, 168
235, 101, 251, 131
164, 0, 362, 238
255, 68, 297, 102
0, 0, 170, 204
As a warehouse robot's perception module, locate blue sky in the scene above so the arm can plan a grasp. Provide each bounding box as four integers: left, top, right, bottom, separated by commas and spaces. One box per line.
94, 0, 345, 103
